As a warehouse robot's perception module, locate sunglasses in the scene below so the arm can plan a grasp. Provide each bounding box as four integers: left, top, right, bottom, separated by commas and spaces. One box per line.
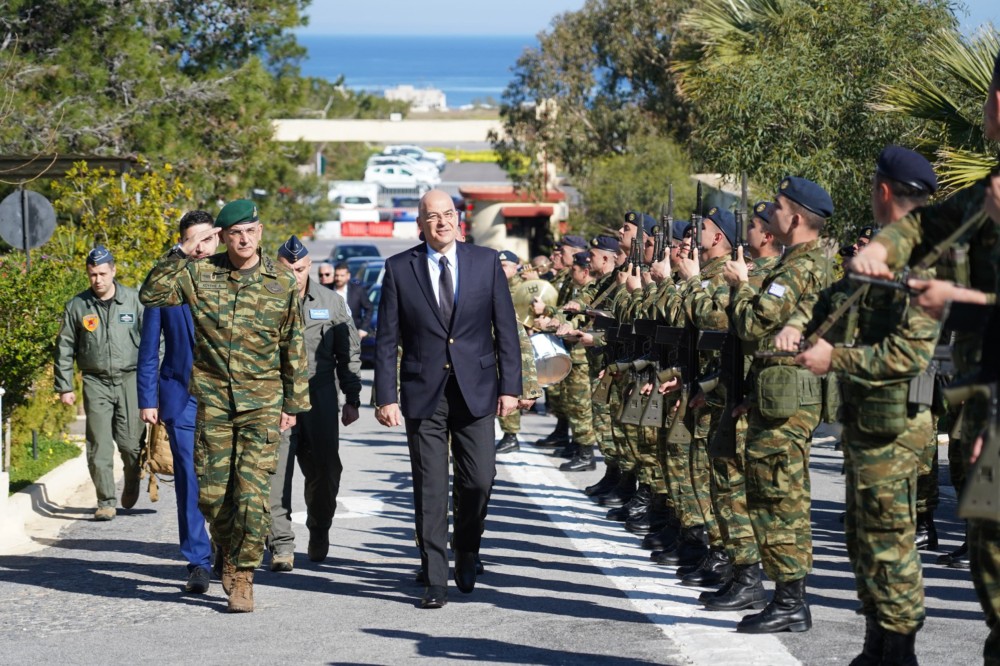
318, 272, 333, 278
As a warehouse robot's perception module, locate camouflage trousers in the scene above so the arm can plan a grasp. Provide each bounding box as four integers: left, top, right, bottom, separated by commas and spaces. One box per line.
641, 425, 667, 495
711, 415, 759, 565
746, 402, 821, 583
498, 408, 520, 434
194, 402, 282, 569
950, 395, 988, 494
692, 406, 721, 548
970, 517, 1000, 666
603, 372, 631, 471
546, 378, 566, 420
662, 408, 699, 529
564, 361, 596, 446
843, 408, 929, 635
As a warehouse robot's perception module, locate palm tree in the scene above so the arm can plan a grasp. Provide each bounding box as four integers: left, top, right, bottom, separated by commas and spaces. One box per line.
871, 27, 1000, 193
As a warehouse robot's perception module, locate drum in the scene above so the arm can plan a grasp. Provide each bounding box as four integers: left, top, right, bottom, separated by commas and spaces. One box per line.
529, 333, 572, 387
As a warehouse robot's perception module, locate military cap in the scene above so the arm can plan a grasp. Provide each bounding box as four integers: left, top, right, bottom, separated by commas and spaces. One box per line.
498, 250, 519, 264
572, 251, 590, 268
277, 234, 308, 262
777, 176, 834, 219
875, 145, 938, 194
215, 199, 259, 229
86, 245, 114, 266
559, 234, 588, 250
704, 206, 737, 247
590, 235, 619, 253
624, 211, 657, 235
672, 219, 691, 240
857, 226, 875, 241
752, 201, 775, 225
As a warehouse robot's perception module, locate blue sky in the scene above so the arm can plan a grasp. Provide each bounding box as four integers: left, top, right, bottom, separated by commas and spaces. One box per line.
301, 0, 996, 36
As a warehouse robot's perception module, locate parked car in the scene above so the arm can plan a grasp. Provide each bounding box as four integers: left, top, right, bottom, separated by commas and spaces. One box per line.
328, 243, 380, 264
366, 154, 440, 177
364, 164, 440, 189
332, 193, 380, 223
391, 196, 421, 223
353, 258, 385, 288
359, 283, 381, 367
383, 145, 447, 171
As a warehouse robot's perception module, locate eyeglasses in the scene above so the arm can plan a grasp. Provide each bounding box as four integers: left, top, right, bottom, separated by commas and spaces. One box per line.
318, 272, 333, 278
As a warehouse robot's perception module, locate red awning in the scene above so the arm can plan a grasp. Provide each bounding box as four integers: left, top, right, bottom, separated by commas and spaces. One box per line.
501, 205, 554, 218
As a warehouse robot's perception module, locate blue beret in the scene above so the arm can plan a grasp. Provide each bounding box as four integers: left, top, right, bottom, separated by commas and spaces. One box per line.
858, 226, 875, 240
777, 176, 834, 219
671, 220, 691, 240
590, 235, 619, 253
277, 234, 308, 262
572, 251, 590, 268
215, 199, 259, 229
876, 145, 937, 194
704, 206, 737, 246
86, 245, 114, 266
624, 211, 657, 235
498, 250, 519, 264
752, 201, 775, 225
559, 234, 588, 250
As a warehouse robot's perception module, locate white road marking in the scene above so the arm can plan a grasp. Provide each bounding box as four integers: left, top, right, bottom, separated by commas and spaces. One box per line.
292, 496, 385, 523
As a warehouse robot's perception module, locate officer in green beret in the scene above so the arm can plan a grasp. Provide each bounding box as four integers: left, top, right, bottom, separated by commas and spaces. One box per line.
140, 199, 310, 613
55, 246, 145, 521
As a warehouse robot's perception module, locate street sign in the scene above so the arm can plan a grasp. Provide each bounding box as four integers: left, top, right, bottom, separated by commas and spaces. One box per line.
0, 189, 57, 251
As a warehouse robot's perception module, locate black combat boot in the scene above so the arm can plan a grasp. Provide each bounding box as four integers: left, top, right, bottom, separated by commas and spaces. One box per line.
680, 547, 732, 587
607, 484, 650, 522
654, 525, 707, 566
625, 493, 670, 536
914, 511, 938, 551
597, 470, 637, 507
554, 440, 578, 458
560, 442, 596, 471
736, 577, 811, 633
880, 627, 918, 666
702, 562, 768, 611
535, 417, 569, 447
849, 614, 885, 666
585, 462, 621, 496
937, 524, 969, 569
641, 507, 680, 550
495, 432, 520, 454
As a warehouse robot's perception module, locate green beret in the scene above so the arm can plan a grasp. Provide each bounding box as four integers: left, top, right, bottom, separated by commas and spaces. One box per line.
215, 199, 259, 229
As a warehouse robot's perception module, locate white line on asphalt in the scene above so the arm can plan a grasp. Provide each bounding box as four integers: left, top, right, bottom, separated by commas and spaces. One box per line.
501, 451, 801, 666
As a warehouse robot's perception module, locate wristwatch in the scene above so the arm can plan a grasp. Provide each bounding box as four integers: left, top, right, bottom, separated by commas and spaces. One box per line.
168, 242, 188, 259
346, 398, 361, 409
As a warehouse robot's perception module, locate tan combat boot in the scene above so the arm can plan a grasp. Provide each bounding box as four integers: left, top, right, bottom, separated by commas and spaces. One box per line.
227, 569, 254, 613
94, 506, 116, 521
221, 553, 237, 596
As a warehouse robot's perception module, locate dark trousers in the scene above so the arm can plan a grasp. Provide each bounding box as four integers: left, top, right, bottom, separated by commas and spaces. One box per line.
164, 395, 212, 570
405, 376, 496, 588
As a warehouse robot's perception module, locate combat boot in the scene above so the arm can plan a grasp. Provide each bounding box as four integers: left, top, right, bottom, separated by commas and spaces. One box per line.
607, 484, 650, 522
555, 441, 577, 458
597, 471, 637, 508
702, 562, 767, 611
736, 577, 811, 633
626, 493, 670, 536
94, 506, 116, 521
270, 552, 294, 572
937, 534, 969, 569
881, 627, 918, 666
585, 462, 621, 497
680, 548, 732, 587
496, 432, 520, 454
914, 512, 938, 551
121, 459, 141, 510
654, 525, 707, 567
227, 569, 255, 613
535, 418, 569, 447
560, 442, 596, 471
849, 614, 885, 666
221, 552, 237, 596
641, 508, 680, 550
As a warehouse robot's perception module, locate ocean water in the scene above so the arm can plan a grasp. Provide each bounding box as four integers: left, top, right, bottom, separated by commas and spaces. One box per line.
296, 34, 537, 108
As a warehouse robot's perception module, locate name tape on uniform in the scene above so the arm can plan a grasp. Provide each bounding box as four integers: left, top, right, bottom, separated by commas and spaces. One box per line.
119, 313, 135, 324
767, 282, 787, 298
309, 308, 330, 320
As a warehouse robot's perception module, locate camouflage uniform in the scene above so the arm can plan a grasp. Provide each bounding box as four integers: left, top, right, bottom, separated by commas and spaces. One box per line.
580, 273, 622, 466
140, 248, 310, 569
732, 239, 828, 583
787, 278, 941, 634
499, 273, 526, 435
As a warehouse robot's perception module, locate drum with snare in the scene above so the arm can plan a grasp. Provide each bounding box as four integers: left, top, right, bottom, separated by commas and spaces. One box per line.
529, 333, 572, 387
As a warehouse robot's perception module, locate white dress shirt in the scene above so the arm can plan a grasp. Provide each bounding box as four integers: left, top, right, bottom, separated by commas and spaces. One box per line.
426, 242, 459, 306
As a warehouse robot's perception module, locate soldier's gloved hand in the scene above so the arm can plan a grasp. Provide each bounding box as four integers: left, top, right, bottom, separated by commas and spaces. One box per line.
342, 404, 359, 426
140, 408, 159, 425
795, 338, 833, 375
279, 412, 296, 432
59, 392, 76, 406
774, 326, 803, 352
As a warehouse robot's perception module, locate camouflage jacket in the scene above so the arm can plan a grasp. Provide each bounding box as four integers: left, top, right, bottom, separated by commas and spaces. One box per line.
517, 323, 543, 399
139, 248, 310, 414
299, 278, 362, 402
683, 256, 730, 331
54, 281, 144, 392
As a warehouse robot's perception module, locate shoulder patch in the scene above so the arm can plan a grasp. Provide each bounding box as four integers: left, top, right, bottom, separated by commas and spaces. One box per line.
82, 314, 99, 332
264, 280, 284, 294
767, 282, 787, 298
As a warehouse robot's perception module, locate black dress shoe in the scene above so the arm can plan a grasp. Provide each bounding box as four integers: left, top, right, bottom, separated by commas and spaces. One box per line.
184, 566, 211, 594
938, 542, 970, 569
454, 551, 477, 594
496, 433, 520, 454
419, 557, 484, 583
421, 585, 448, 609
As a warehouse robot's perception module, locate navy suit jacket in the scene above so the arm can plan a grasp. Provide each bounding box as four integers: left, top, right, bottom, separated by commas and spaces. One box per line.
374, 242, 522, 420
137, 305, 196, 423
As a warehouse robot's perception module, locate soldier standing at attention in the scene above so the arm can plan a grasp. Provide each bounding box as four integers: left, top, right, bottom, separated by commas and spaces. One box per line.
140, 199, 309, 613
723, 177, 834, 634
497, 251, 529, 452
267, 235, 363, 571
779, 147, 940, 663
55, 246, 144, 522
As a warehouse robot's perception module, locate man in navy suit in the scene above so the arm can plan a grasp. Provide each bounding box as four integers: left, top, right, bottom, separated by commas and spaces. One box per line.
375, 189, 522, 609
138, 210, 218, 593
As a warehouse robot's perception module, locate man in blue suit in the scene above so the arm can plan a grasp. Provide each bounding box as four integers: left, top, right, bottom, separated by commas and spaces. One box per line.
138, 210, 218, 593
375, 189, 522, 610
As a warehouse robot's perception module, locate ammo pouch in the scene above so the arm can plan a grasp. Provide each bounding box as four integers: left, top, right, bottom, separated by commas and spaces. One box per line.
843, 382, 909, 437
757, 365, 822, 420
821, 373, 841, 424
908, 361, 937, 411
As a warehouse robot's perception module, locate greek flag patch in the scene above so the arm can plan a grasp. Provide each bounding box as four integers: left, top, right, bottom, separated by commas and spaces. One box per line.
767, 282, 787, 298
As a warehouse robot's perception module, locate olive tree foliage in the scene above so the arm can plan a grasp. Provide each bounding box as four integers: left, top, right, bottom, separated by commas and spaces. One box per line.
872, 27, 1000, 194
672, 0, 957, 239
490, 0, 694, 196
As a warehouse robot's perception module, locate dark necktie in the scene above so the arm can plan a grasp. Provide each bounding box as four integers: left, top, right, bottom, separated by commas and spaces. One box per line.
439, 256, 454, 325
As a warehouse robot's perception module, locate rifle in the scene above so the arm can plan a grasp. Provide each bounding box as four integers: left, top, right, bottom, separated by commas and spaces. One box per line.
709, 172, 750, 458
655, 325, 697, 444
635, 210, 646, 275
689, 181, 703, 260
944, 380, 1000, 521
664, 185, 675, 260
755, 281, 873, 359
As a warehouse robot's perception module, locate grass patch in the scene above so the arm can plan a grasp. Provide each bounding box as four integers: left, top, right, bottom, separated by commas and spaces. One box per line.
430, 148, 500, 164
8, 437, 81, 495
